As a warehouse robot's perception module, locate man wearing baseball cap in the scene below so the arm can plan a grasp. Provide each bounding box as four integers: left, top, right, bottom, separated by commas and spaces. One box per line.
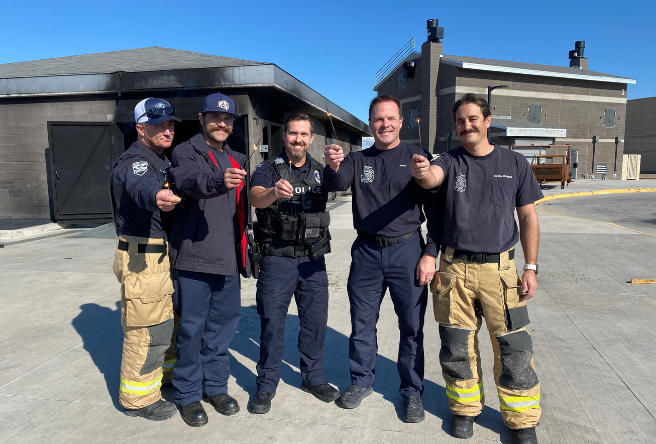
110, 97, 182, 421
168, 92, 249, 427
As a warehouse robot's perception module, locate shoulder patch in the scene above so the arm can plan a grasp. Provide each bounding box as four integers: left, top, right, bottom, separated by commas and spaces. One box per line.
132, 161, 148, 176
274, 158, 285, 165
253, 163, 263, 173
314, 170, 321, 184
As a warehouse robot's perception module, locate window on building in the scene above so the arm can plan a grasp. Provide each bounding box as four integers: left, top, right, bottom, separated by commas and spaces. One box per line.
398, 72, 406, 89
605, 109, 615, 128
529, 105, 541, 124
408, 108, 419, 128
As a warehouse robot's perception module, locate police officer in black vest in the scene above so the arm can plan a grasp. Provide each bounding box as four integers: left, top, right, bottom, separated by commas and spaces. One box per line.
248, 111, 339, 414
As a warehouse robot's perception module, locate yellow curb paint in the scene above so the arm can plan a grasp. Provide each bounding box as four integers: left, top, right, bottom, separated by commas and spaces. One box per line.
535, 188, 656, 236
535, 188, 656, 205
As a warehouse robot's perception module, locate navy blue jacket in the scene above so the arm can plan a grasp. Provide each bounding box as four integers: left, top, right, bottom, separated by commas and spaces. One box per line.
110, 140, 170, 239
168, 133, 249, 276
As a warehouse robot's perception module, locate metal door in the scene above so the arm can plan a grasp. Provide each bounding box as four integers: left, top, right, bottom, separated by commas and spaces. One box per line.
48, 122, 117, 223
627, 154, 638, 180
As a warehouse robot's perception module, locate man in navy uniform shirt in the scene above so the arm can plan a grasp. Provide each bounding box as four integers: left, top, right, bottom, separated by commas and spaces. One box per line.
168, 92, 249, 427
248, 111, 339, 414
411, 93, 543, 444
323, 95, 438, 423
110, 97, 181, 421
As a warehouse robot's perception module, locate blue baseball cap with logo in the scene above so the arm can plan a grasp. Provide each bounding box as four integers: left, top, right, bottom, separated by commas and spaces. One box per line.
201, 92, 240, 118
134, 98, 182, 125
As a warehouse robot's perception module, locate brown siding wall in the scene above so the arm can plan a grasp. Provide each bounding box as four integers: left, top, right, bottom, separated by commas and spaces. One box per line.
625, 97, 656, 173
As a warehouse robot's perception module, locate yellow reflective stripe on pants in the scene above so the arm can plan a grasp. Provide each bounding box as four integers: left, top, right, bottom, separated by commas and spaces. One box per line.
499, 394, 540, 412
120, 375, 162, 396
446, 382, 484, 403
162, 359, 176, 372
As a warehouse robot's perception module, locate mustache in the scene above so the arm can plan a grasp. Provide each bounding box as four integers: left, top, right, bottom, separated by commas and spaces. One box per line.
460, 128, 478, 136
209, 126, 233, 135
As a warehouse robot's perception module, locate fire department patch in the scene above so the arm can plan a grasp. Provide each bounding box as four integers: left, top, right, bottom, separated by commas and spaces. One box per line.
132, 161, 148, 176
361, 166, 374, 183
454, 174, 466, 192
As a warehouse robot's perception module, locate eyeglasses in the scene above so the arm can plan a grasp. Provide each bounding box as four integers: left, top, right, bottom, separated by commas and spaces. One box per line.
137, 105, 176, 122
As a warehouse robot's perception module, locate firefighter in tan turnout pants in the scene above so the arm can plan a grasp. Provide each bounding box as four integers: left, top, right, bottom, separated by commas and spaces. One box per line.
411, 93, 543, 444
110, 98, 182, 420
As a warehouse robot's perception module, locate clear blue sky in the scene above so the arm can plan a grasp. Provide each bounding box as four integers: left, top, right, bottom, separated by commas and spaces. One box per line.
1, 0, 653, 123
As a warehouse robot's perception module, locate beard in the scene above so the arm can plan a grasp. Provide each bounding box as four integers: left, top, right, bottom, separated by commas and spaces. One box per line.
287, 143, 308, 160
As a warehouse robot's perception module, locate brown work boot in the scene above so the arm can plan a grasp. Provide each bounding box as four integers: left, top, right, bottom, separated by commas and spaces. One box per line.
123, 399, 177, 421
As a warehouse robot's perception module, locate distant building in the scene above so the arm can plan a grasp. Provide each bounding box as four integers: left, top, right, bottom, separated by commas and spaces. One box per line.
0, 47, 370, 221
374, 19, 635, 179
624, 97, 656, 174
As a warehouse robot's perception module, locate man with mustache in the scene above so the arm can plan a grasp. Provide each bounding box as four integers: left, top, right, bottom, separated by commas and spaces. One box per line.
323, 96, 438, 423
410, 93, 543, 444
248, 111, 338, 414
167, 92, 249, 427
110, 98, 182, 421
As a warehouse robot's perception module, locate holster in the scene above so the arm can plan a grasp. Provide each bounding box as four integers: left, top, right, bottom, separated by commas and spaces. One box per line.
247, 231, 262, 279
307, 231, 331, 261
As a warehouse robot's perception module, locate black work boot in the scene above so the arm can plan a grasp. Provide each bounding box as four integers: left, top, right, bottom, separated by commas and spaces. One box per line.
249, 391, 275, 414
513, 427, 538, 444
337, 384, 373, 409
205, 393, 240, 416
402, 396, 425, 423
301, 381, 340, 403
450, 415, 477, 439
181, 401, 208, 427
123, 399, 177, 421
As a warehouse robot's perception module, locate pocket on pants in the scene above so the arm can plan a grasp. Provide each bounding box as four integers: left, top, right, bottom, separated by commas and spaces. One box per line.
123, 271, 174, 327
431, 271, 457, 324
256, 279, 277, 319
500, 274, 529, 331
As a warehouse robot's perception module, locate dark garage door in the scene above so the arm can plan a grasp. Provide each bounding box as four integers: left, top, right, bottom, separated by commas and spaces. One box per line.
48, 122, 119, 223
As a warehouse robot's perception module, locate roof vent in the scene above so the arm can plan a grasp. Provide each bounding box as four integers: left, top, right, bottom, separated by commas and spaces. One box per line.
427, 19, 444, 42
569, 41, 588, 70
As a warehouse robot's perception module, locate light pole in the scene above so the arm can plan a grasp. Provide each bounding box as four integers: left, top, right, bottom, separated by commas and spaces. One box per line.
487, 85, 509, 141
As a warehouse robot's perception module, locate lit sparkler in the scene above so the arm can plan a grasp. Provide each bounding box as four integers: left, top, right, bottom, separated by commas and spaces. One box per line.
326, 106, 337, 142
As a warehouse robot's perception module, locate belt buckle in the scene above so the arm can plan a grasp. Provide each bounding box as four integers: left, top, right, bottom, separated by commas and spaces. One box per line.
471, 253, 483, 263
376, 237, 388, 248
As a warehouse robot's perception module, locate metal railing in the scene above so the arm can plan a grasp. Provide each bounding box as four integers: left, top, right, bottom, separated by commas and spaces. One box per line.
375, 37, 415, 86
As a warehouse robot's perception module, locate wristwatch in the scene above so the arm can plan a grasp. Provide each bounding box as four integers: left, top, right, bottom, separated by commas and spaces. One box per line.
523, 264, 539, 275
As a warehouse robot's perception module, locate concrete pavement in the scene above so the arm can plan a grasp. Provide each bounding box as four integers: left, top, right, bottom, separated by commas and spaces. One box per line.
0, 181, 655, 443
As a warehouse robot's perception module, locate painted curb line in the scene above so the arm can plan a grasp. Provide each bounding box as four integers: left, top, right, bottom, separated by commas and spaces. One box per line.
535, 188, 656, 205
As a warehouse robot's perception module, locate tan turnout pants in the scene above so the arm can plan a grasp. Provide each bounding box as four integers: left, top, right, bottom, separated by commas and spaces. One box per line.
430, 248, 541, 430
113, 236, 175, 410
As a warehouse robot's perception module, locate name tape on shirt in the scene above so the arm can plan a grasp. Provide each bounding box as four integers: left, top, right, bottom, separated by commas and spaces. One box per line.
133, 161, 148, 176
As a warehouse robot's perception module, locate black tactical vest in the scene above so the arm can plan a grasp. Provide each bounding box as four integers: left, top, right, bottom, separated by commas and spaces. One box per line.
254, 156, 330, 249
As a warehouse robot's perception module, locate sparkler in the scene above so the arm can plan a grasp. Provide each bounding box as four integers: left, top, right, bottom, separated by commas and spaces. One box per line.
242, 139, 260, 171
416, 117, 422, 148
326, 106, 337, 143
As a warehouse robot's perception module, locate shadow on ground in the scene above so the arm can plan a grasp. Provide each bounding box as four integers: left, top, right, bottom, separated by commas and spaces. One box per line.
71, 302, 506, 437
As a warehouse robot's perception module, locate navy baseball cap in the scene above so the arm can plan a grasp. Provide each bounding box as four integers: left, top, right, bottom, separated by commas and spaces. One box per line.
134, 98, 182, 125
200, 92, 240, 118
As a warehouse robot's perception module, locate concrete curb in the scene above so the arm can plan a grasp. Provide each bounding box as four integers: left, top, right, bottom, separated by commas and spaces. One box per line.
535, 187, 656, 205
0, 222, 62, 239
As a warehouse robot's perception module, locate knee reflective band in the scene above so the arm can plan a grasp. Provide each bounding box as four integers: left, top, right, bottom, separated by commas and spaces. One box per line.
446, 382, 483, 403
439, 325, 474, 380
498, 393, 540, 413
496, 330, 539, 390
120, 374, 163, 396
141, 318, 174, 375
162, 359, 176, 374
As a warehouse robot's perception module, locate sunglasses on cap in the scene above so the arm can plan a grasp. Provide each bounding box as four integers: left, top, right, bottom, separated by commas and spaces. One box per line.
137, 105, 176, 122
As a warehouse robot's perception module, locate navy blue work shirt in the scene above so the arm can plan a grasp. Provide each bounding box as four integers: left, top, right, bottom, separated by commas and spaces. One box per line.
323, 141, 438, 257
429, 145, 544, 253
110, 140, 170, 239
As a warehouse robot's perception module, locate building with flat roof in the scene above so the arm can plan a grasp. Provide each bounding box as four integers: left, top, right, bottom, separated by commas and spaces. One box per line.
0, 47, 370, 221
374, 20, 635, 179
624, 97, 656, 175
